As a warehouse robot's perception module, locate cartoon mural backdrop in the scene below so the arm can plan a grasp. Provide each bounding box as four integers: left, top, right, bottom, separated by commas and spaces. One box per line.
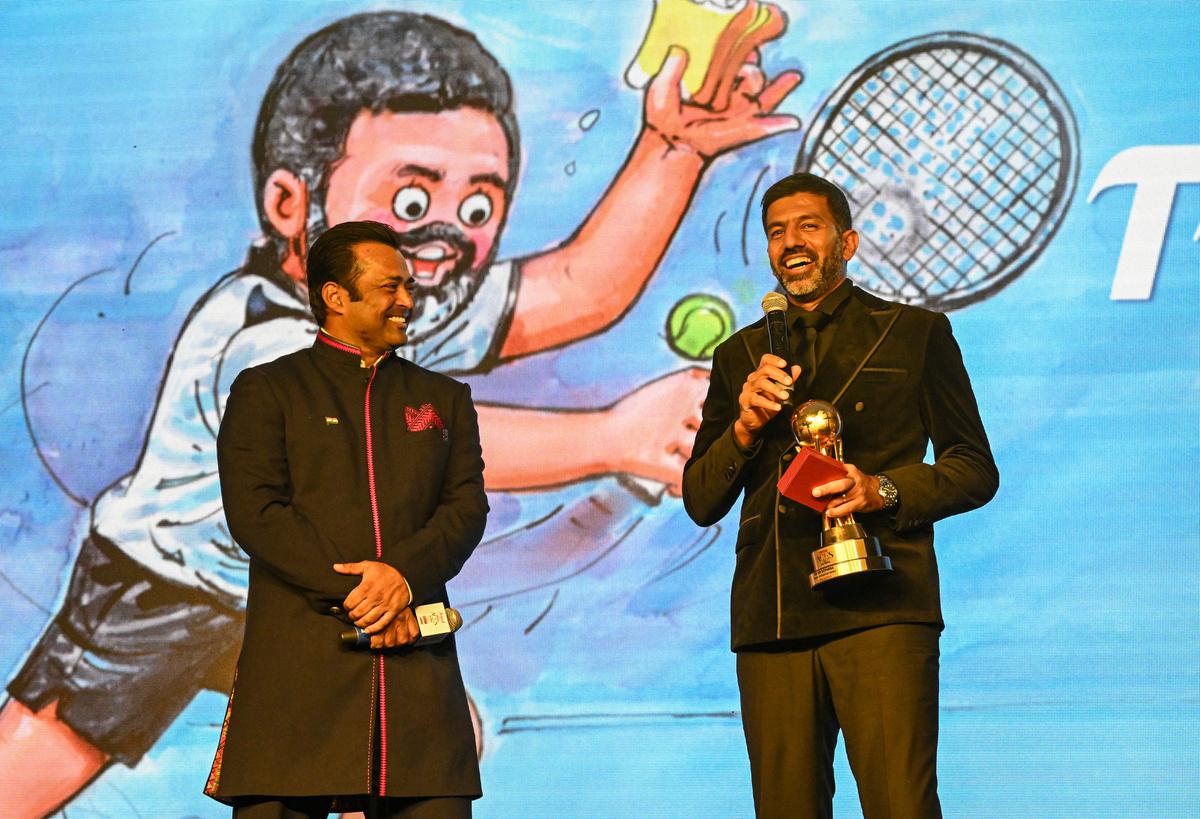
0, 1, 1195, 816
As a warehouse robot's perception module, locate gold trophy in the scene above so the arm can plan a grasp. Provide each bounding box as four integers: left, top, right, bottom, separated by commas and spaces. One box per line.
791, 400, 893, 588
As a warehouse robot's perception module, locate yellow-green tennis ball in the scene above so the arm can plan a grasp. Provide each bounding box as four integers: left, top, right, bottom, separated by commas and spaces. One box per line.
666, 294, 735, 361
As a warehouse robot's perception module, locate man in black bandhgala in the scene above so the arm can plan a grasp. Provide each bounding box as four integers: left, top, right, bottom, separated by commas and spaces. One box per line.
207, 221, 487, 819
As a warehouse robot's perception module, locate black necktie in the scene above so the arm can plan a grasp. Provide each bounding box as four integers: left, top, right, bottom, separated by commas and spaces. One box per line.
793, 309, 829, 391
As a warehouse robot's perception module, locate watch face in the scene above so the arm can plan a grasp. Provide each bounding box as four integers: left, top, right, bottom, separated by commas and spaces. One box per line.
876, 475, 898, 508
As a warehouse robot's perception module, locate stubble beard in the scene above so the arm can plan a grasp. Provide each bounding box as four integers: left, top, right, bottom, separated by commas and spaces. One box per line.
773, 235, 846, 303
404, 261, 488, 345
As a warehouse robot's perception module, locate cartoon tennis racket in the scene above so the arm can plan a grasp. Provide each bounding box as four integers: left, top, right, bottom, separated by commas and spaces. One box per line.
797, 32, 1079, 309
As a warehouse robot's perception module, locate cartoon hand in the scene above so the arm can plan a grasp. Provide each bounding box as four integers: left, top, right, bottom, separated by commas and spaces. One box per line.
644, 46, 801, 161
610, 367, 710, 496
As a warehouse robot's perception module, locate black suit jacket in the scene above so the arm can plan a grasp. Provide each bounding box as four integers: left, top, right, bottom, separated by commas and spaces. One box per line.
206, 333, 487, 801
682, 285, 998, 650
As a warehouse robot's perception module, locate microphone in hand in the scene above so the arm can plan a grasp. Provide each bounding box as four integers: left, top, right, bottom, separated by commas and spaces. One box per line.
340, 602, 464, 648
761, 291, 794, 408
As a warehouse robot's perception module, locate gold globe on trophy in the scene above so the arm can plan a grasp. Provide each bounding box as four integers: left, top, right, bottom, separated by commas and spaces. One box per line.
791, 400, 893, 588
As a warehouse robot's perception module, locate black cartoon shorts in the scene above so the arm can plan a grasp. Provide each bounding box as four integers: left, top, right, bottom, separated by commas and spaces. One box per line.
7, 533, 243, 765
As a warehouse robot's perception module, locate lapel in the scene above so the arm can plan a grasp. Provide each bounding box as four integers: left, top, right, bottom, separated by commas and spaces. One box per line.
733, 288, 901, 452
736, 321, 769, 372
806, 288, 902, 409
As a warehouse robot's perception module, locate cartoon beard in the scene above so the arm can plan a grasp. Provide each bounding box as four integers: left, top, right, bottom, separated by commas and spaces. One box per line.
306, 214, 492, 347
394, 222, 489, 346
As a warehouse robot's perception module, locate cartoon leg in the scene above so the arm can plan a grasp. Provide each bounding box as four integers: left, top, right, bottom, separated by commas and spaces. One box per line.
1, 534, 242, 815
0, 698, 110, 819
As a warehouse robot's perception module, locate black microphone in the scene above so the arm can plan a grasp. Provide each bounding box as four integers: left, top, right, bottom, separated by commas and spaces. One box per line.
340, 602, 464, 648
761, 292, 796, 410
761, 292, 791, 367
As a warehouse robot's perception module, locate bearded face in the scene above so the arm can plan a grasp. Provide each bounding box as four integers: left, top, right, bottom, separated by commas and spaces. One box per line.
394, 221, 490, 343
772, 233, 846, 303
764, 191, 857, 305
306, 107, 513, 343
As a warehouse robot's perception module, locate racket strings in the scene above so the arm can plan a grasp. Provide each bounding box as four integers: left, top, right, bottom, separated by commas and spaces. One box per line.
862, 51, 1060, 288
806, 40, 1074, 307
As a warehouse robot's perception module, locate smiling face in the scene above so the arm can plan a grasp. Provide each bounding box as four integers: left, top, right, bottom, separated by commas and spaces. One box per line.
325, 241, 415, 359
764, 191, 858, 306
321, 107, 511, 339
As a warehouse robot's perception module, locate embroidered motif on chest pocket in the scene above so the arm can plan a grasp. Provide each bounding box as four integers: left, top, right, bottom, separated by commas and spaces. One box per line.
405, 403, 448, 441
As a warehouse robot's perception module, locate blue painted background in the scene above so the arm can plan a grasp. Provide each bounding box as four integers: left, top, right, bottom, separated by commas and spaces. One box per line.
0, 1, 1196, 816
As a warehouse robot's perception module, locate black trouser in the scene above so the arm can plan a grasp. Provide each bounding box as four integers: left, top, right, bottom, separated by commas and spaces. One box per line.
736, 624, 942, 819
231, 795, 471, 819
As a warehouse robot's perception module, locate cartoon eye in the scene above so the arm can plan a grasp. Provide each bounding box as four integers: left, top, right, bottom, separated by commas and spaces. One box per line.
458, 192, 494, 227
392, 186, 430, 222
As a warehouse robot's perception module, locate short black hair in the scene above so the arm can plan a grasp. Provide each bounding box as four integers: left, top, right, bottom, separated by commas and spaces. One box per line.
306, 220, 403, 325
253, 12, 519, 255
760, 172, 853, 233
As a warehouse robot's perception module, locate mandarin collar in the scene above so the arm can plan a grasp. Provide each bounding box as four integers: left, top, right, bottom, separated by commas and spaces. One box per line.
314, 329, 394, 369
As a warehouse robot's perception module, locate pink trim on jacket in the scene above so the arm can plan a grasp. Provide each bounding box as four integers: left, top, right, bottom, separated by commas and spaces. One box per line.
363, 354, 390, 795
315, 329, 361, 356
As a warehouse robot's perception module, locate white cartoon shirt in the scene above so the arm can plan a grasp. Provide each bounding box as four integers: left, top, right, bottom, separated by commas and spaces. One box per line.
92, 257, 516, 606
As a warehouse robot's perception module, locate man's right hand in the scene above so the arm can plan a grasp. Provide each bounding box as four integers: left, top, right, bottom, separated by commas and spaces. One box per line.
368, 607, 420, 650
333, 560, 412, 634
733, 354, 802, 448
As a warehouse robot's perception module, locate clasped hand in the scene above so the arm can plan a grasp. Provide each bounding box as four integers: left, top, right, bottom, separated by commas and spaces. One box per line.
333, 560, 419, 649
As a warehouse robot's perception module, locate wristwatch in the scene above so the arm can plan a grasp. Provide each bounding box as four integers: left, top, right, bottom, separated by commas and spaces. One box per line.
874, 473, 899, 512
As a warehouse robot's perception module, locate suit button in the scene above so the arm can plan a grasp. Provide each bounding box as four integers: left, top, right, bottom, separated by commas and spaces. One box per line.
782, 451, 794, 462
724, 464, 736, 480
854, 401, 865, 412
777, 504, 787, 514
329, 606, 342, 615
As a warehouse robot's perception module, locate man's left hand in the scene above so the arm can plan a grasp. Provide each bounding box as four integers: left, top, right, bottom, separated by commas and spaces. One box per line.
812, 463, 884, 518
368, 607, 420, 650
333, 560, 413, 632
644, 46, 801, 161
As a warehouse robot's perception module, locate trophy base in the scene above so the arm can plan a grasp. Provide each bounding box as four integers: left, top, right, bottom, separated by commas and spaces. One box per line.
809, 523, 894, 588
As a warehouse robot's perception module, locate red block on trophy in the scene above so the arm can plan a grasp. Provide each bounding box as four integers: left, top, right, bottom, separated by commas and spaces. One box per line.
777, 447, 849, 512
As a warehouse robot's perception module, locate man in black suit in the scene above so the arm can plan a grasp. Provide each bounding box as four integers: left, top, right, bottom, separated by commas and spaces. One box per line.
682, 173, 998, 818
207, 220, 487, 818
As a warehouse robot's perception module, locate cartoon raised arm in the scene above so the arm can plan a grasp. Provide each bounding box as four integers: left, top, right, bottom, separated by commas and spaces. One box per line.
479, 17, 800, 494
501, 44, 801, 360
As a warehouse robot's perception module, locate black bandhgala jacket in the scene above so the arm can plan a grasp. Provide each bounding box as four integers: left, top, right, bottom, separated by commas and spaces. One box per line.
682, 285, 999, 650
206, 332, 487, 802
